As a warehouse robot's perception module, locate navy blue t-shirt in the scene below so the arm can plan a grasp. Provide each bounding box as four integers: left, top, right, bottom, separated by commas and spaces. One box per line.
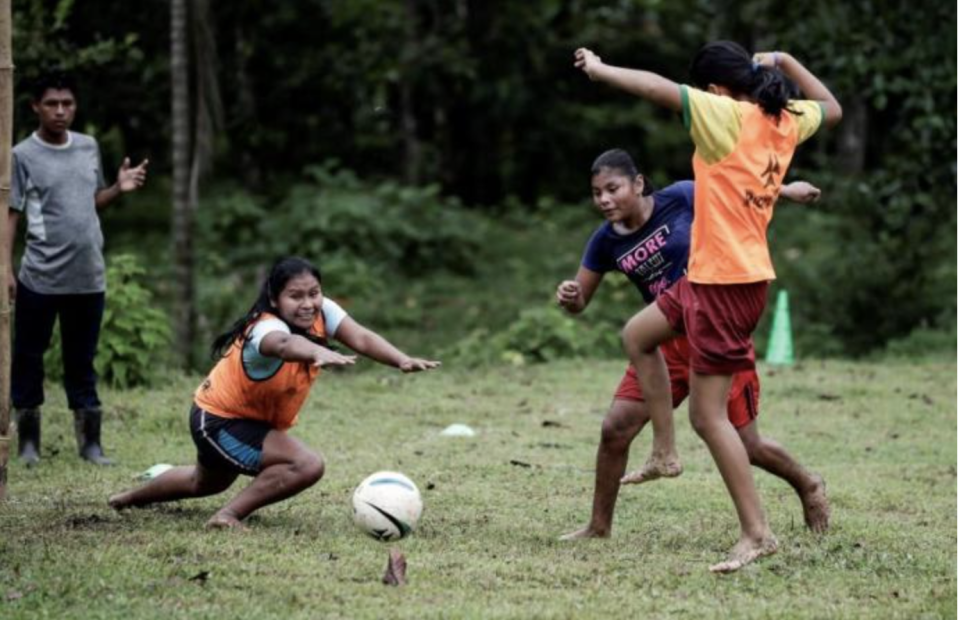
581, 181, 694, 303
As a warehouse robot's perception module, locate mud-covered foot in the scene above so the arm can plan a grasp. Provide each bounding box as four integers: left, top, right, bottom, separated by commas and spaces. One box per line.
709, 535, 778, 574
620, 456, 683, 485
559, 526, 610, 541
801, 474, 830, 533
206, 511, 248, 531
382, 548, 407, 586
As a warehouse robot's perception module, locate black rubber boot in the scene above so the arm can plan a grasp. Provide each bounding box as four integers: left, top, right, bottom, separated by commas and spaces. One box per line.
16, 408, 41, 467
73, 408, 114, 466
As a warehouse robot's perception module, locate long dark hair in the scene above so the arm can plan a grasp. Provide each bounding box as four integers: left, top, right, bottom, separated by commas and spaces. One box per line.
689, 41, 796, 117
210, 256, 328, 360
590, 149, 656, 196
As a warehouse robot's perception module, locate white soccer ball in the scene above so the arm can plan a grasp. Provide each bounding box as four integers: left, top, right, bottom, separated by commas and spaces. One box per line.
352, 471, 423, 541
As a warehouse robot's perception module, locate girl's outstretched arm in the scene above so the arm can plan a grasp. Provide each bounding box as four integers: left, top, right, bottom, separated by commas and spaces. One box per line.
574, 48, 682, 112
260, 332, 357, 367
755, 51, 843, 127
334, 317, 441, 373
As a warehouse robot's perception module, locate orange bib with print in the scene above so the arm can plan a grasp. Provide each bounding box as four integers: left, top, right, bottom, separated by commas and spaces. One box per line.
194, 313, 326, 430
688, 103, 802, 284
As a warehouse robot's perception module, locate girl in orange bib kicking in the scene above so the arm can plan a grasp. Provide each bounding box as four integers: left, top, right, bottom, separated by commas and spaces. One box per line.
574, 41, 841, 572
109, 256, 439, 529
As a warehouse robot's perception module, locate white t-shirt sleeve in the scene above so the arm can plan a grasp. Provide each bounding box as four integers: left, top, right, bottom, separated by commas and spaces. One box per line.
243, 318, 290, 379
248, 318, 290, 355
322, 298, 348, 337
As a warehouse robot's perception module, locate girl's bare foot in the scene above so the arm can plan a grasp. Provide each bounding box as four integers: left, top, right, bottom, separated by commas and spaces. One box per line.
559, 526, 610, 541
382, 549, 407, 586
801, 475, 830, 533
620, 455, 683, 485
206, 511, 248, 531
108, 492, 131, 511
709, 534, 778, 573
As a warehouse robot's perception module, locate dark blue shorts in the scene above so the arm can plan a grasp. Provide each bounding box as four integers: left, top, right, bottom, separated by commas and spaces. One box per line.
190, 403, 271, 476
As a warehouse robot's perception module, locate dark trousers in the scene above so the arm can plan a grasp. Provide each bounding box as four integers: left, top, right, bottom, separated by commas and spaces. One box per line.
11, 280, 105, 410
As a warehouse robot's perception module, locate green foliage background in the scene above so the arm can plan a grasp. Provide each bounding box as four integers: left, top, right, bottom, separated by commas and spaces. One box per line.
11, 0, 957, 370
42, 254, 171, 388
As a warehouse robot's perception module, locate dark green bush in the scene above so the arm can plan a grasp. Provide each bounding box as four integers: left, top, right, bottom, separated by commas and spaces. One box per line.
192, 163, 492, 362
878, 325, 957, 361
43, 254, 172, 388
444, 302, 625, 367
197, 163, 487, 280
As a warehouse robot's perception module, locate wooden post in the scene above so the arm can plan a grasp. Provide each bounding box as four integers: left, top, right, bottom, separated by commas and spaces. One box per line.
0, 0, 14, 500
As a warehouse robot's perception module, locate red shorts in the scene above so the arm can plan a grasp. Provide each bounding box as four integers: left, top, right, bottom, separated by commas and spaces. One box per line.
613, 337, 760, 429
655, 276, 769, 374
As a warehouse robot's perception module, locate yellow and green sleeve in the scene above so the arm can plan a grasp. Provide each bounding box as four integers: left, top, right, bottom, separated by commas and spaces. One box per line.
680, 85, 743, 165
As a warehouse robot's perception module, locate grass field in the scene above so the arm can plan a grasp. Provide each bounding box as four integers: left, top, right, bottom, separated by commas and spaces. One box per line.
0, 356, 956, 619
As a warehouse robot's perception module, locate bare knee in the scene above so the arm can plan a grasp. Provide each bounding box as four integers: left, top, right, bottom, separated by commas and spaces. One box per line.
600, 417, 635, 450
621, 324, 657, 357
742, 433, 786, 469
292, 452, 325, 488
600, 403, 645, 450
621, 307, 673, 357
688, 407, 726, 441
688, 410, 710, 439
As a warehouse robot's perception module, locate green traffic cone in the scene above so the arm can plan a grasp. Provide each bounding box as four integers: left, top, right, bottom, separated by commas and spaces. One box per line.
765, 289, 794, 365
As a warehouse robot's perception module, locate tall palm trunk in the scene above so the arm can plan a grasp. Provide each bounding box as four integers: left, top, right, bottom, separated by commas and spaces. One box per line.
400, 0, 422, 185
171, 0, 195, 368
171, 0, 220, 369
0, 0, 14, 500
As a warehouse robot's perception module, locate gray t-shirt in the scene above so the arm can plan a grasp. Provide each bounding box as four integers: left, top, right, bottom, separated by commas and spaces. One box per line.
9, 131, 107, 294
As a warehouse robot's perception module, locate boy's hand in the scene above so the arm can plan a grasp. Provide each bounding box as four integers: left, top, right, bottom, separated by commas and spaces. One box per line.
117, 158, 149, 193
312, 346, 357, 368
574, 48, 605, 80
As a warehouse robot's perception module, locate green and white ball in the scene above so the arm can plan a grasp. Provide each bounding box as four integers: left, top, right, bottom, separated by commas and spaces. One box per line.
352, 471, 423, 541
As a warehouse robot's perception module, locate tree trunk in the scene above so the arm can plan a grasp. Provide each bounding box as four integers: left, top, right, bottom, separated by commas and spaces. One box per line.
400, 0, 422, 185
233, 22, 261, 189
171, 0, 195, 368
190, 0, 222, 200
838, 96, 867, 174
0, 0, 13, 500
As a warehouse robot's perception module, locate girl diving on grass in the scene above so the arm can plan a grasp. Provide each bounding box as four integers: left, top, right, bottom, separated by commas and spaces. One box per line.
109, 256, 440, 529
